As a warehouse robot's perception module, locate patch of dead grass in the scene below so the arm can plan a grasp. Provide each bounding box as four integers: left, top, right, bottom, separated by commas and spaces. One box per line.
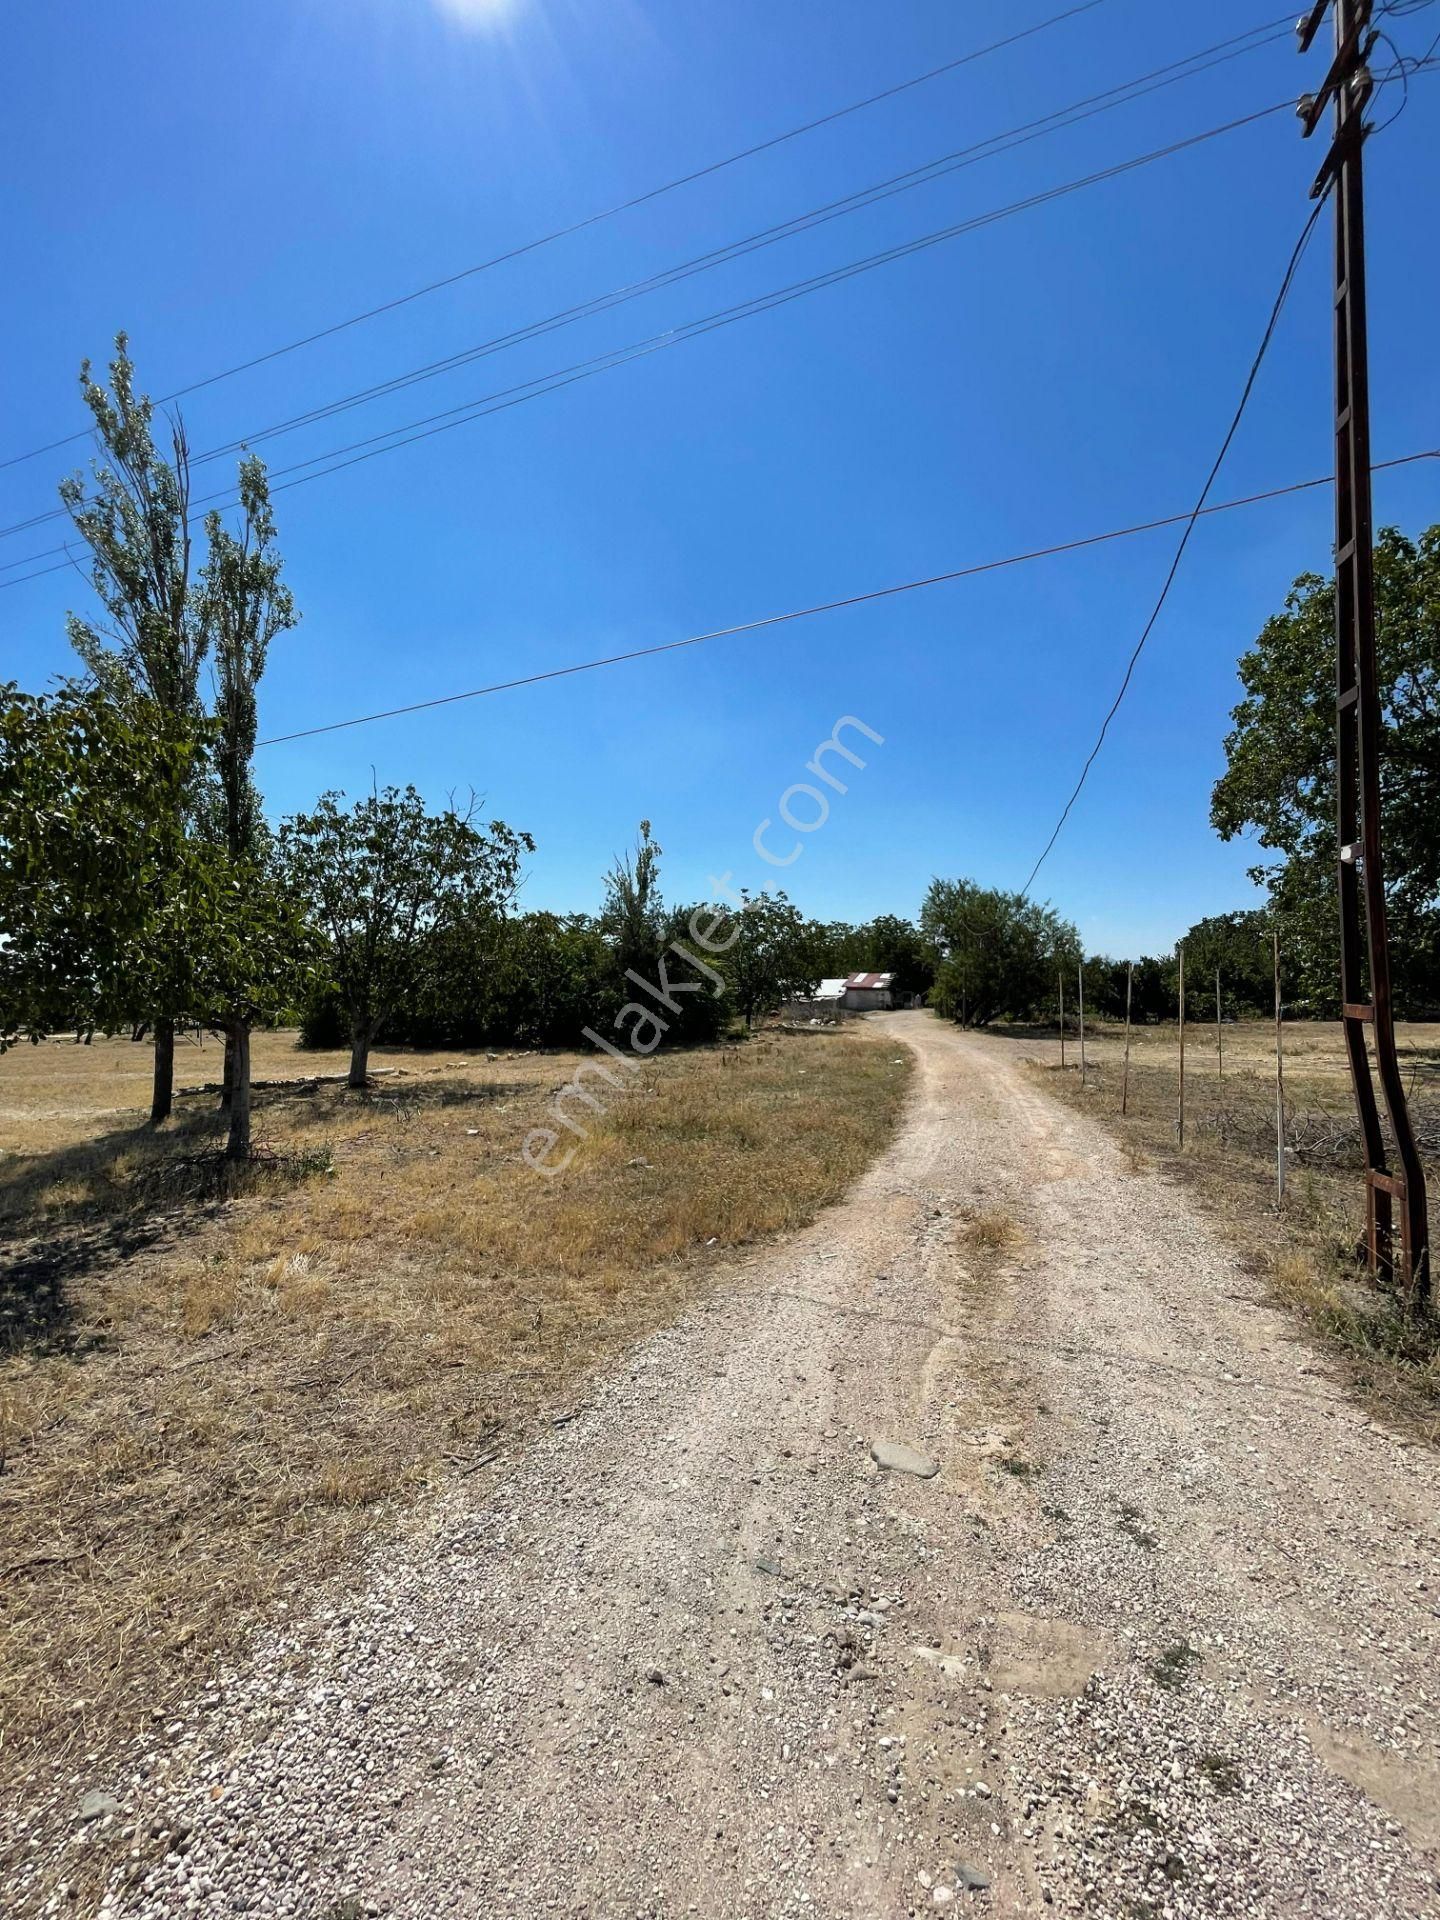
0, 1023, 912, 1862
957, 1207, 1024, 1256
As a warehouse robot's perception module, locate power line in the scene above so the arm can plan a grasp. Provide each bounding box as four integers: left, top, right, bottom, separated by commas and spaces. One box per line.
0, 0, 1114, 475
253, 449, 1439, 748
0, 16, 1296, 556
1017, 199, 1327, 898
0, 101, 1296, 596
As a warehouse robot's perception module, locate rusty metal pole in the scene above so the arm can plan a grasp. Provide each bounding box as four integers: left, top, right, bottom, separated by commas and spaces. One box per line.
1299, 0, 1429, 1303
1216, 966, 1223, 1080
1078, 964, 1087, 1090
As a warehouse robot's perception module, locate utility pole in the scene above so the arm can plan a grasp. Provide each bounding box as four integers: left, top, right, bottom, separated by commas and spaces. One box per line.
1299, 0, 1429, 1304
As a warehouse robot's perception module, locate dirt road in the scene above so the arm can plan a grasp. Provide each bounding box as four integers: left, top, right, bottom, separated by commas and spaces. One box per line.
61, 1016, 1440, 1917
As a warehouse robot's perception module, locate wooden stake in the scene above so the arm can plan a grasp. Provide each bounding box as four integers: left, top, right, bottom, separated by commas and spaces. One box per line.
1078, 963, 1087, 1090
1216, 965, 1223, 1079
1122, 960, 1133, 1115
1177, 945, 1186, 1147
1274, 926, 1286, 1205
1059, 972, 1066, 1070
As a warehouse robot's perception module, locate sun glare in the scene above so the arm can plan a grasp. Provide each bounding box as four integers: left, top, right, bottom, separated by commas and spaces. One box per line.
431, 0, 519, 28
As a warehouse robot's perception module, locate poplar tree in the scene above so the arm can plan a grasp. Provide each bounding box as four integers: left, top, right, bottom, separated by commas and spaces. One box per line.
60, 334, 206, 1123
200, 455, 298, 1153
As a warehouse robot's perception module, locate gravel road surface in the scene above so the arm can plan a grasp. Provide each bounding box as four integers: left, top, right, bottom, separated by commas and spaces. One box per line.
20, 1015, 1440, 1918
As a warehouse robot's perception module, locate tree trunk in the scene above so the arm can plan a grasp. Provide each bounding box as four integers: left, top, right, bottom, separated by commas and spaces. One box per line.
150, 1017, 175, 1124
225, 1023, 252, 1161
348, 1027, 372, 1089
220, 1031, 236, 1113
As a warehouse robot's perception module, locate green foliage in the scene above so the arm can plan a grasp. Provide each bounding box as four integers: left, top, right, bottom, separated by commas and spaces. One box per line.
1211, 525, 1440, 1012
280, 787, 532, 1073
599, 819, 665, 968
1174, 909, 1275, 1014
0, 682, 314, 1057
1078, 955, 1135, 1022
723, 890, 821, 1026
57, 336, 303, 1136
60, 333, 208, 729
809, 912, 935, 1000
922, 879, 1079, 1026
201, 455, 297, 861
0, 682, 192, 1045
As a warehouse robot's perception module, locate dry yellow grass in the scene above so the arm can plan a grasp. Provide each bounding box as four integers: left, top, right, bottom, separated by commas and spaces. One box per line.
957, 1207, 1023, 1256
1021, 1017, 1440, 1434
0, 1023, 911, 1806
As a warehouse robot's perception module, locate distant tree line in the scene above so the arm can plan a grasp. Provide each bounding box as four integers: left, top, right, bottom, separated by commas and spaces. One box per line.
0, 346, 940, 1152
297, 818, 939, 1055
4, 342, 1436, 1155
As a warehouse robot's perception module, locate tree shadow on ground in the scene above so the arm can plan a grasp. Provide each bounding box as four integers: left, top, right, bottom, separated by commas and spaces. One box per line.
0, 1097, 290, 1360
2, 1071, 541, 1357
0, 1207, 223, 1358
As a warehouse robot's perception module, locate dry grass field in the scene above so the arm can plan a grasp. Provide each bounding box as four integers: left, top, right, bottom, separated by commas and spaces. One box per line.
1020, 1016, 1440, 1434
0, 1023, 912, 1806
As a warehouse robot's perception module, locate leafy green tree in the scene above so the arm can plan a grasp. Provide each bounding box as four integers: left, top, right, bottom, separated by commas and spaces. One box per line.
1211, 525, 1440, 1013
854, 913, 935, 1002
1077, 955, 1132, 1023
482, 913, 619, 1048
922, 879, 1079, 1026
0, 684, 311, 1158
281, 788, 532, 1087
0, 682, 192, 1047
724, 891, 821, 1026
174, 858, 317, 1160
60, 334, 209, 1121
1128, 956, 1175, 1023
1174, 910, 1274, 1017
599, 821, 664, 966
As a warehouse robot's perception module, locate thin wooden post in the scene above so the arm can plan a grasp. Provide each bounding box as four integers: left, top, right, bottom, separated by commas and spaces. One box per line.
1121, 961, 1133, 1115
1216, 966, 1223, 1079
1059, 973, 1066, 1070
1177, 945, 1186, 1147
1078, 963, 1087, 1090
1274, 927, 1286, 1205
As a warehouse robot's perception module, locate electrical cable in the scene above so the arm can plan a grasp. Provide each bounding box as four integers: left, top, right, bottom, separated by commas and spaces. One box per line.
0, 101, 1296, 596
0, 0, 1118, 474
0, 15, 1296, 554
251, 448, 1439, 748
1017, 199, 1328, 898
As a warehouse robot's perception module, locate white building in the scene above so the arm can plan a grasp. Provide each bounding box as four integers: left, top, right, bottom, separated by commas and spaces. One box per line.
840, 972, 894, 1011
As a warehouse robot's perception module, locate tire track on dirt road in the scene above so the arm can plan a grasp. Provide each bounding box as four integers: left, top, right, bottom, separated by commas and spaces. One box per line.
20, 1014, 1436, 1919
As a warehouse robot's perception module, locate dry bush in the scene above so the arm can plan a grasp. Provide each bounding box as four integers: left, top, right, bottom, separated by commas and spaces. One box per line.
957, 1207, 1023, 1255
0, 1024, 911, 1825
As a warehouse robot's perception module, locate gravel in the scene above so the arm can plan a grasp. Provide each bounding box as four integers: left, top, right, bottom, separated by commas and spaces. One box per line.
7, 1016, 1438, 1918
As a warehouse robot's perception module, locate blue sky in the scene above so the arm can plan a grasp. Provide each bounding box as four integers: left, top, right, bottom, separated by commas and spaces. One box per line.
2, 0, 1437, 957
